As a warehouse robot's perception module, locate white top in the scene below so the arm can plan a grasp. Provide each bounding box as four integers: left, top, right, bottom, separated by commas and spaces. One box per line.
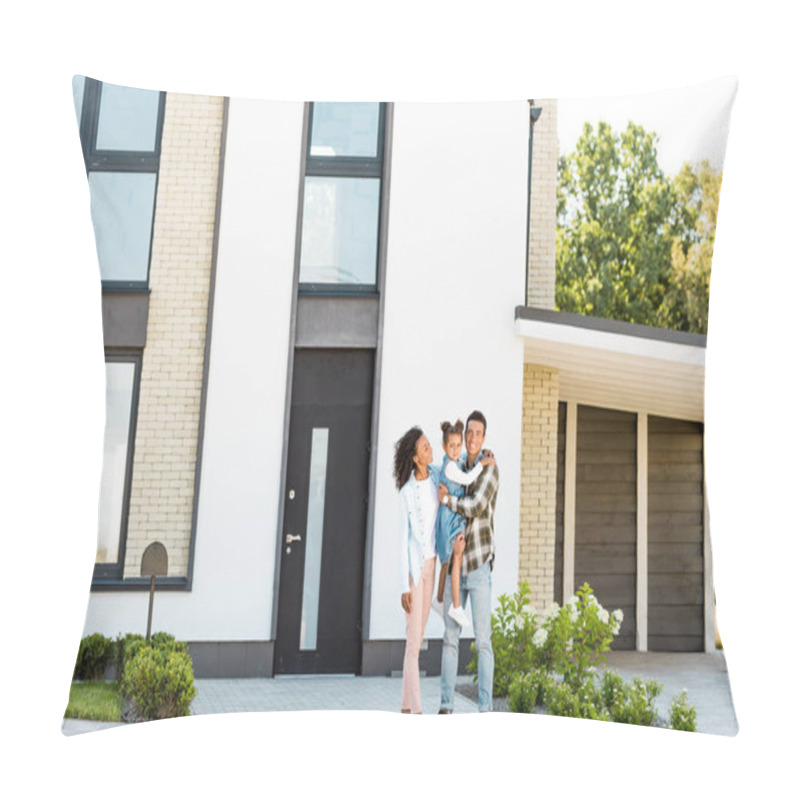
413, 472, 438, 560
444, 458, 484, 487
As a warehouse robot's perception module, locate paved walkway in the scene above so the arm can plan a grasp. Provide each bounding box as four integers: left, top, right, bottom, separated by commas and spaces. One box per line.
61, 650, 737, 736
602, 650, 737, 735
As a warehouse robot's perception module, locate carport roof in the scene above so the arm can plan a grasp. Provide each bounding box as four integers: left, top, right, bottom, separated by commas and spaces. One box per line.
514, 306, 706, 422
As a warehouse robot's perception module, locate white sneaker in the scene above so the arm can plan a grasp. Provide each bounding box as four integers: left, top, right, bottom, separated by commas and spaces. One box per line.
431, 598, 444, 618
448, 604, 469, 628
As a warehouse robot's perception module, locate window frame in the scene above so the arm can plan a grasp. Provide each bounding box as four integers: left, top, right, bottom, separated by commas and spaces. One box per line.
76, 78, 166, 292
298, 102, 387, 295
92, 350, 142, 582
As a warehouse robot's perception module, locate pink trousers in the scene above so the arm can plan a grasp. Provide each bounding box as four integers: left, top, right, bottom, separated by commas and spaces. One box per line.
401, 556, 436, 713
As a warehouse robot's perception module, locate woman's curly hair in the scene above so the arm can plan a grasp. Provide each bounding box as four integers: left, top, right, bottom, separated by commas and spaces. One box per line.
394, 426, 423, 489
440, 418, 464, 444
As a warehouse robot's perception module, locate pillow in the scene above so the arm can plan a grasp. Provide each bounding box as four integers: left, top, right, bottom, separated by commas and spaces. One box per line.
64, 75, 737, 737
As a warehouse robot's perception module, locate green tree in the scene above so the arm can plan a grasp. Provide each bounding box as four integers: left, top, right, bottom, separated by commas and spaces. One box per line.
661, 160, 721, 334
556, 121, 719, 333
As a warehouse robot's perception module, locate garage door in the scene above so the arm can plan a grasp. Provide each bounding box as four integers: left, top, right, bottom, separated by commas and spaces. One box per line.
573, 405, 637, 651
648, 416, 704, 652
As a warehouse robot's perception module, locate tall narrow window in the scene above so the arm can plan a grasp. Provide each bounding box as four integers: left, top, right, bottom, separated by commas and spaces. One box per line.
73, 76, 165, 289
94, 355, 141, 579
73, 77, 161, 584
299, 428, 330, 651
299, 102, 385, 291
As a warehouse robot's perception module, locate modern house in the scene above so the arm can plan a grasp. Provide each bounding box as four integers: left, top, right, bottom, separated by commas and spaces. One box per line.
74, 78, 713, 679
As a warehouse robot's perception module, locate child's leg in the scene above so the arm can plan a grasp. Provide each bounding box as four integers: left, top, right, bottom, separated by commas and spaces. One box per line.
450, 551, 462, 608
437, 561, 449, 604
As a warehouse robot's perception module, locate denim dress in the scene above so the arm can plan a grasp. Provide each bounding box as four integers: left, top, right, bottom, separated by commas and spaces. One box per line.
435, 454, 471, 564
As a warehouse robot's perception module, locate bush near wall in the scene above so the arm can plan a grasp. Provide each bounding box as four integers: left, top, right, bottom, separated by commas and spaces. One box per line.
120, 640, 196, 722
73, 633, 116, 680
470, 581, 698, 732
115, 631, 177, 680
70, 632, 195, 723
115, 633, 146, 679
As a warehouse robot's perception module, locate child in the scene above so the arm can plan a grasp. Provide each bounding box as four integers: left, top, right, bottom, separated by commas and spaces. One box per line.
433, 419, 495, 627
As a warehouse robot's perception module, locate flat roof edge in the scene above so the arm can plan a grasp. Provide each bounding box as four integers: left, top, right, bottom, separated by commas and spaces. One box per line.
515, 306, 707, 349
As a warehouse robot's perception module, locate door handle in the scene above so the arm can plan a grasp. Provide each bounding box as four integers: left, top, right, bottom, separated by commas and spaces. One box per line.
285, 534, 302, 544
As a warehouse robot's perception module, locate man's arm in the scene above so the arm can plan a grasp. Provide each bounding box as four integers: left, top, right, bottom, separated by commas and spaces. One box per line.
451, 465, 499, 519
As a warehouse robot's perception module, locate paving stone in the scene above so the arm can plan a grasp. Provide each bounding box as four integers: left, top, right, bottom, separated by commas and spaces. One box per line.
62, 652, 737, 736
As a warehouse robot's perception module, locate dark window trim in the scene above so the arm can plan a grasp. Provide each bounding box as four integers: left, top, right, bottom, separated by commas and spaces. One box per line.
271, 102, 313, 640
91, 576, 189, 592
81, 78, 166, 163
100, 283, 151, 294
273, 103, 394, 642
95, 164, 159, 293
92, 350, 143, 583
300, 102, 387, 293
360, 102, 394, 642
306, 102, 385, 170
297, 283, 379, 297
77, 77, 166, 291
305, 158, 383, 178
84, 158, 162, 172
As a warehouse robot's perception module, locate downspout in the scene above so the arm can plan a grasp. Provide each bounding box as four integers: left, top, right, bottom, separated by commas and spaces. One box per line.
526, 102, 543, 307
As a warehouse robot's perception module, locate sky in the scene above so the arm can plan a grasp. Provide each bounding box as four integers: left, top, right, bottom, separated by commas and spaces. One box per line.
555, 77, 737, 175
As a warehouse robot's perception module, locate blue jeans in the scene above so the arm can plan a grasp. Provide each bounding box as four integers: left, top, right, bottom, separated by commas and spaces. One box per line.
440, 560, 494, 712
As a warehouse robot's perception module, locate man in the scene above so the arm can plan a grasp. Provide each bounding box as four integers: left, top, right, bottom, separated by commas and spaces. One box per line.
436, 409, 499, 713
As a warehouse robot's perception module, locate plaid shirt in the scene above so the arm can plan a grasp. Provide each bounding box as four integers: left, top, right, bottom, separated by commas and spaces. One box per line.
447, 452, 499, 574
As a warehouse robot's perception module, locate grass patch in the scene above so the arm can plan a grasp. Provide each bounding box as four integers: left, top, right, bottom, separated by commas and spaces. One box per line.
65, 681, 123, 722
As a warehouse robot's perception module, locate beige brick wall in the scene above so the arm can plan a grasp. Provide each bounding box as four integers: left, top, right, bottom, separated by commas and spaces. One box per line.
123, 93, 225, 578
518, 364, 559, 613
527, 98, 558, 310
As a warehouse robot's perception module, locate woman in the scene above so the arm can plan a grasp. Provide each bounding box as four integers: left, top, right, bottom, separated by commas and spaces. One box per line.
394, 426, 439, 714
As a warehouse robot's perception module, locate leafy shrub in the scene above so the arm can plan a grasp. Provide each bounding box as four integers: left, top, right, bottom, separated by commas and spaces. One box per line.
120, 642, 196, 721
150, 631, 177, 648
599, 669, 626, 710
463, 580, 697, 731
467, 580, 624, 700
74, 633, 115, 680
115, 633, 146, 679
508, 671, 551, 714
606, 676, 662, 726
543, 681, 581, 718
669, 690, 697, 732
466, 580, 544, 697
543, 583, 622, 691
544, 678, 609, 722
115, 631, 178, 679
542, 670, 660, 726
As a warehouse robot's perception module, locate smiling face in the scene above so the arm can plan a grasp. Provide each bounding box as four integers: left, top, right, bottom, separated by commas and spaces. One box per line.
465, 419, 485, 462
413, 434, 433, 472
444, 432, 463, 462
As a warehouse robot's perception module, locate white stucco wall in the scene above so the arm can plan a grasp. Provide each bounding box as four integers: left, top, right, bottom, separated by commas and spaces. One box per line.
83, 98, 304, 640
369, 101, 528, 640
83, 99, 527, 646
